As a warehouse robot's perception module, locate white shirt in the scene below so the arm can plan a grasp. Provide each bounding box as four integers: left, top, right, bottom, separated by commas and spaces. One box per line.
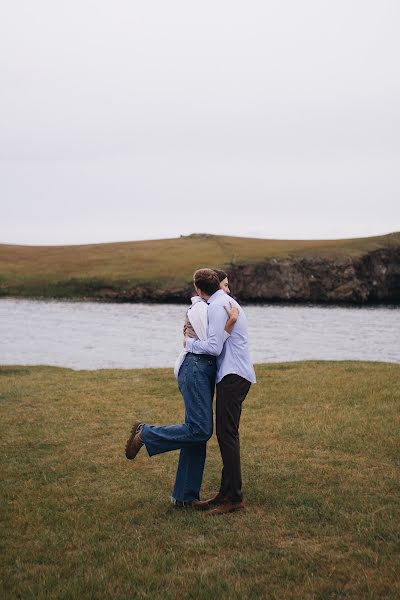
173, 296, 208, 378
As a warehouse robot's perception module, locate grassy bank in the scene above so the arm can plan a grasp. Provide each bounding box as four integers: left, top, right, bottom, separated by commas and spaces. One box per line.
1, 232, 399, 299
1, 361, 399, 599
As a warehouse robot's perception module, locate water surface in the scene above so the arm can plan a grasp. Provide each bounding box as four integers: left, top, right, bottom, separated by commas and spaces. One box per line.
1, 299, 399, 369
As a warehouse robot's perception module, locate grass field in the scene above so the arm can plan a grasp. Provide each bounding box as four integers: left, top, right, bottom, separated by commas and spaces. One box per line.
1, 232, 399, 298
1, 361, 399, 599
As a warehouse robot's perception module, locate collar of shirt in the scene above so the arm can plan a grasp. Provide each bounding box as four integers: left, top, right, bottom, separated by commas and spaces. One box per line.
190, 296, 206, 305
206, 289, 226, 304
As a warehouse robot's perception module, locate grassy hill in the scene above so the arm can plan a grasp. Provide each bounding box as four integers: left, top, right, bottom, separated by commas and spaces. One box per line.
1, 361, 399, 599
0, 232, 399, 300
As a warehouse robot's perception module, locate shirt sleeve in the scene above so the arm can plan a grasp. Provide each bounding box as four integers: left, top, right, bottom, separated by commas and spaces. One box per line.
185, 303, 227, 356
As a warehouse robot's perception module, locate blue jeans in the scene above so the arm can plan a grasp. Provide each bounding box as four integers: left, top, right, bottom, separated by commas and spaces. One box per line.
141, 353, 216, 503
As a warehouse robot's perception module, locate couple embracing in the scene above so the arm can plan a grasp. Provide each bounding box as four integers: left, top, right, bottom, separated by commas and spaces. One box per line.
125, 268, 256, 515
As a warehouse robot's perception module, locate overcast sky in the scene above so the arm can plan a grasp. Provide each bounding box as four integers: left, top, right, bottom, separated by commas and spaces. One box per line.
1, 0, 399, 245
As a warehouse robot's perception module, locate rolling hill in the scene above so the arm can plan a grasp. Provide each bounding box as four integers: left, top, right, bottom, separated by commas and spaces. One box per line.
0, 232, 399, 303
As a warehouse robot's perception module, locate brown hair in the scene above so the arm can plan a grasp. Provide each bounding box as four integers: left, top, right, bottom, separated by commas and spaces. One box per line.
213, 269, 228, 283
193, 268, 220, 296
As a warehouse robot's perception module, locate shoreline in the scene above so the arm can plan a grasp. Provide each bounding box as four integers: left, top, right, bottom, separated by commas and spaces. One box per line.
1, 294, 399, 307
1, 359, 400, 373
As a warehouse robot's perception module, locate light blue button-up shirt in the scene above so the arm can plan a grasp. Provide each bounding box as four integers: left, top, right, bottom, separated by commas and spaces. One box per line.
186, 289, 256, 385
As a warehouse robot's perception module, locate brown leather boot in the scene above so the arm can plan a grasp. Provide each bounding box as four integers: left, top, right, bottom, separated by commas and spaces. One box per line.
125, 421, 144, 460
191, 492, 228, 510
208, 500, 245, 516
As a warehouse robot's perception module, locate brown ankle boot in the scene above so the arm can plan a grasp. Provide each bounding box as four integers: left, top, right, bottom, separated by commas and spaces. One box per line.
125, 421, 144, 460
191, 492, 228, 510
208, 500, 245, 516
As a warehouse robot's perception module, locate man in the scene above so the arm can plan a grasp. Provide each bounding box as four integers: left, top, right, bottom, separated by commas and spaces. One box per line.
185, 270, 256, 515
125, 268, 237, 508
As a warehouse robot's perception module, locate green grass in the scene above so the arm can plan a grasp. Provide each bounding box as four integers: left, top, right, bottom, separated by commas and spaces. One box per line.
0, 232, 399, 299
1, 361, 399, 599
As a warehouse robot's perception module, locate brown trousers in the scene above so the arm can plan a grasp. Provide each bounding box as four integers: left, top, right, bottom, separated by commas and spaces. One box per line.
216, 374, 251, 503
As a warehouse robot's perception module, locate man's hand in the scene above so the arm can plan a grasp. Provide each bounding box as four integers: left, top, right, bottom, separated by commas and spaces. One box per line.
183, 320, 196, 339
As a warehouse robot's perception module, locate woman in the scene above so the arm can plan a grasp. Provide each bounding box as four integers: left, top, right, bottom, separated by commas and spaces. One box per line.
174, 269, 234, 378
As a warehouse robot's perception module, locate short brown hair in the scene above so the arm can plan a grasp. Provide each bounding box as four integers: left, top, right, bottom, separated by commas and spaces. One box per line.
193, 268, 220, 296
213, 269, 228, 283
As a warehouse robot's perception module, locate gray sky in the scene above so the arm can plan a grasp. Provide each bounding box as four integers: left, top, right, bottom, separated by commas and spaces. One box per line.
1, 0, 399, 245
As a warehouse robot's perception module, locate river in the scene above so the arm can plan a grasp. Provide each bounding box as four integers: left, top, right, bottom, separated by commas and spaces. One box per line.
0, 298, 399, 369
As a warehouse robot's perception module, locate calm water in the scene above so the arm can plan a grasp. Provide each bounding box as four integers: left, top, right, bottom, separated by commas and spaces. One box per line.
0, 298, 399, 369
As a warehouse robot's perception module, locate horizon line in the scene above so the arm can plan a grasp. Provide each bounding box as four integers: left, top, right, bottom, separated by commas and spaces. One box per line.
0, 230, 399, 248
